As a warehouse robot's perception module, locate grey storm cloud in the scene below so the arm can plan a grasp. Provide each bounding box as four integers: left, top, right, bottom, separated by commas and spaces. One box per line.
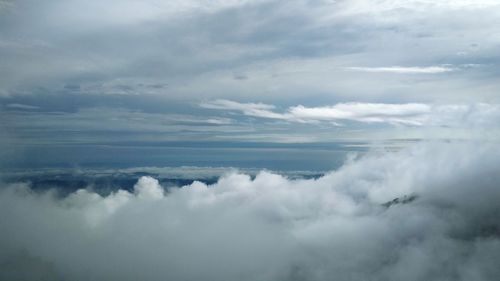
1, 140, 500, 281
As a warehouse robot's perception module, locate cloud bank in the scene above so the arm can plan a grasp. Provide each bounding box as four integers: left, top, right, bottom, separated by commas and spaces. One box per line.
1, 141, 500, 281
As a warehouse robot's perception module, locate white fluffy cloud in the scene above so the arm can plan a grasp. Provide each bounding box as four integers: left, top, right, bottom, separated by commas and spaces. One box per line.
1, 141, 500, 280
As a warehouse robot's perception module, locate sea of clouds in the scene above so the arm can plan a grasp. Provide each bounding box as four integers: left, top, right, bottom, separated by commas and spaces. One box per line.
1, 141, 500, 281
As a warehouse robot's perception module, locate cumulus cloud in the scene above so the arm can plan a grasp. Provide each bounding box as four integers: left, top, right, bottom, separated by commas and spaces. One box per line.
133, 176, 164, 200
1, 141, 500, 281
202, 100, 500, 126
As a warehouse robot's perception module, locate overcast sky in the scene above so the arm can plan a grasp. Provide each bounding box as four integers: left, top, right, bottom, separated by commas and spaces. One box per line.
1, 0, 500, 148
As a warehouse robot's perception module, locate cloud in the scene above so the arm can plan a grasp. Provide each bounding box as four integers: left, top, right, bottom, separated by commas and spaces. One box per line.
288, 103, 431, 125
202, 100, 500, 127
4, 103, 40, 110
336, 0, 500, 16
200, 99, 288, 120
133, 176, 164, 200
1, 141, 500, 280
1, 0, 500, 103
346, 66, 454, 74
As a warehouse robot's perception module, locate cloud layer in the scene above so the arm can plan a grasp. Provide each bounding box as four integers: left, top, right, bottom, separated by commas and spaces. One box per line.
2, 0, 500, 151
1, 0, 500, 102
1, 141, 500, 281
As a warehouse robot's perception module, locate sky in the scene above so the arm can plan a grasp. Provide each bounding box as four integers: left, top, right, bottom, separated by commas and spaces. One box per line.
1, 0, 500, 169
1, 1, 500, 280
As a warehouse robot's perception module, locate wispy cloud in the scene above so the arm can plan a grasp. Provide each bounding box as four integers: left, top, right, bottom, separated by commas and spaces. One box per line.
289, 103, 431, 125
5, 103, 40, 110
200, 99, 288, 120
202, 100, 500, 127
346, 66, 455, 74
